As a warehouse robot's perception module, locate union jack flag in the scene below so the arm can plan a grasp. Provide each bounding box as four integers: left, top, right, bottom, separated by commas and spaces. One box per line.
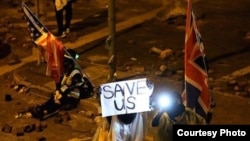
22, 2, 64, 83
182, 0, 215, 123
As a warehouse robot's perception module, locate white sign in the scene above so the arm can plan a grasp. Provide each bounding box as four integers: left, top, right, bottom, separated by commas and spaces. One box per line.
100, 78, 154, 117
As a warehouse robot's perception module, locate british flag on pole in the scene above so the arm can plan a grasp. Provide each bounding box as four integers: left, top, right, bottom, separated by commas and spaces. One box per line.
182, 0, 215, 124
22, 2, 64, 83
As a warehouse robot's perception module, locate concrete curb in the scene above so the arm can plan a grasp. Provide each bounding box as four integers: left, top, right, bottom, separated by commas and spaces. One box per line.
12, 70, 53, 93
0, 8, 162, 77
2, 8, 162, 120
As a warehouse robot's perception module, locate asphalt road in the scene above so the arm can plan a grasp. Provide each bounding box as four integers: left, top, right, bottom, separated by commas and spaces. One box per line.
0, 0, 250, 141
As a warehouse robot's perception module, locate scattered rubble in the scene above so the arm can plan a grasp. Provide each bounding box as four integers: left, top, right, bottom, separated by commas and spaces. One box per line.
230, 79, 250, 97
213, 74, 250, 98
1, 121, 48, 136
0, 41, 11, 59
149, 46, 173, 60
54, 112, 71, 124
4, 94, 12, 101
12, 70, 53, 94
2, 124, 12, 133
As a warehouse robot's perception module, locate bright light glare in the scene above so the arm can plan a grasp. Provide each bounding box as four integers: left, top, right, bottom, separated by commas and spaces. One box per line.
158, 94, 173, 109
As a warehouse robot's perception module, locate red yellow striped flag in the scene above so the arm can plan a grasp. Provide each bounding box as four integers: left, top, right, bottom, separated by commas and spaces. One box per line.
22, 2, 64, 83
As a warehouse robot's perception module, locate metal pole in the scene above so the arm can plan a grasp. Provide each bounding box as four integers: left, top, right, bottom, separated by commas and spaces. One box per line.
107, 0, 117, 82
34, 0, 41, 65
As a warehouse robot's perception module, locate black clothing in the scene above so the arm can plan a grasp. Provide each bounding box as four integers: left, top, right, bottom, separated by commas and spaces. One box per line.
54, 0, 73, 35
29, 68, 93, 120
117, 113, 137, 124
28, 48, 94, 120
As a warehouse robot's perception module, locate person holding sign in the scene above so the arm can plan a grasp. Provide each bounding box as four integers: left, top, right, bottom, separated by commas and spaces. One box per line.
109, 112, 147, 141
150, 91, 206, 141
92, 113, 147, 141
92, 78, 154, 141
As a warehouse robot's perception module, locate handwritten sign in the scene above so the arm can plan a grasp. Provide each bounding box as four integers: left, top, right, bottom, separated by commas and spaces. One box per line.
100, 78, 154, 117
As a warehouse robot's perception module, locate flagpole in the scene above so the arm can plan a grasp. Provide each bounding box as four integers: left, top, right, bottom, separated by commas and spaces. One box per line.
34, 0, 41, 65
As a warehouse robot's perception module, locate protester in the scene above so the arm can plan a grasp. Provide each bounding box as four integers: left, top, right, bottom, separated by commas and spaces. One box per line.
92, 113, 147, 141
150, 91, 207, 141
54, 0, 76, 38
22, 49, 93, 120
109, 113, 147, 141
92, 86, 148, 141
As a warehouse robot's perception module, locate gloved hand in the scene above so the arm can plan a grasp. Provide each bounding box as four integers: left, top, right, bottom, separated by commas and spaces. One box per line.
54, 90, 62, 104
151, 112, 163, 127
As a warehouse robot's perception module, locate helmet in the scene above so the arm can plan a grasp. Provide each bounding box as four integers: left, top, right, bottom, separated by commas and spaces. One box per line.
63, 49, 79, 69
64, 49, 79, 60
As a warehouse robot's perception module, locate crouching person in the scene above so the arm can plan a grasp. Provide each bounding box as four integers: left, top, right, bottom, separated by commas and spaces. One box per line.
27, 49, 94, 120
